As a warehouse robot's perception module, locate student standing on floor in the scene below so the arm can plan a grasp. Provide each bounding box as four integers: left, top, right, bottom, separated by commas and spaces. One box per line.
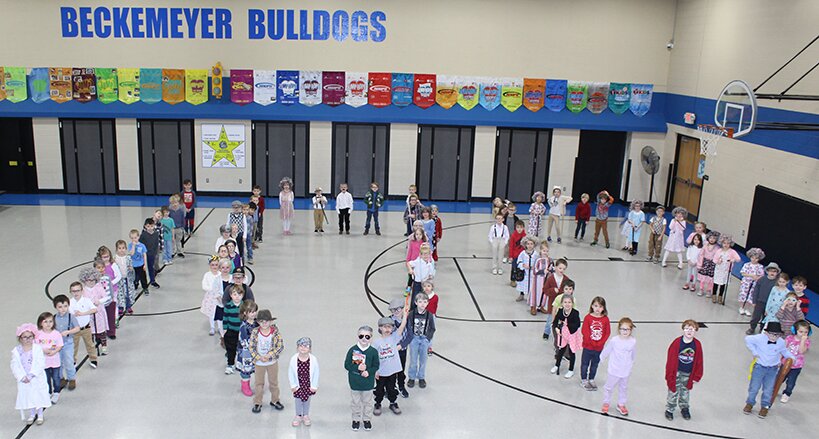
11, 323, 51, 426
488, 213, 510, 275
406, 293, 436, 390
747, 263, 781, 334
364, 182, 384, 236
289, 337, 319, 427
580, 296, 610, 391
250, 309, 285, 414
646, 206, 666, 264
68, 282, 98, 369
251, 184, 265, 242
664, 320, 704, 421
574, 193, 591, 241
545, 186, 572, 243
279, 177, 295, 235
345, 325, 380, 431
743, 322, 796, 419
336, 182, 354, 235
139, 218, 161, 289
226, 201, 249, 257
311, 187, 328, 233
169, 194, 186, 258
182, 179, 196, 237
600, 317, 637, 416
372, 308, 409, 417
52, 295, 79, 391
591, 190, 613, 248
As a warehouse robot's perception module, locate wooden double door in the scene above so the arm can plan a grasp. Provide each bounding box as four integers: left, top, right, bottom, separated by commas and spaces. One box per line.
671, 134, 704, 219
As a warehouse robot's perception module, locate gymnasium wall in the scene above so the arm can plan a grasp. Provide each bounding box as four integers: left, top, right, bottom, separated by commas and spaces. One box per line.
663, 0, 819, 247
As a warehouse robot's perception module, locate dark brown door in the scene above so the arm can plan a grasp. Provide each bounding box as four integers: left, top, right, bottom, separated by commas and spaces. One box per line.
671, 134, 703, 219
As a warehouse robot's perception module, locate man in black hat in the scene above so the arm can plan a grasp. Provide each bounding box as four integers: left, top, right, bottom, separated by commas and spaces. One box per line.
743, 321, 796, 419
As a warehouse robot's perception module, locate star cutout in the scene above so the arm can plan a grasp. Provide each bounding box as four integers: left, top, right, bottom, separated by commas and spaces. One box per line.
204, 125, 243, 166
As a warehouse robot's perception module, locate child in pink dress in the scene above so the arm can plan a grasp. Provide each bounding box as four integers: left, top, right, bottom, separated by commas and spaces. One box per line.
712, 234, 741, 305
661, 207, 687, 269
738, 248, 765, 316
601, 317, 637, 416
78, 267, 110, 355
696, 231, 720, 297
279, 177, 295, 235
529, 241, 552, 315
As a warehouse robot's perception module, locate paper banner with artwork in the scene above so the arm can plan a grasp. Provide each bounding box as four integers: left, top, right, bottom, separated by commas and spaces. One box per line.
72, 68, 96, 103
252, 70, 276, 106
630, 83, 653, 116
457, 77, 479, 110
608, 83, 631, 114
0, 67, 5, 101
412, 74, 436, 109
161, 69, 185, 105
545, 79, 567, 112
566, 81, 588, 113
436, 75, 458, 109
49, 68, 73, 103
201, 124, 246, 168
3, 67, 27, 103
277, 70, 299, 105
368, 72, 391, 107
29, 68, 50, 103
523, 78, 545, 112
185, 69, 209, 105
500, 78, 523, 112
345, 72, 368, 107
117, 68, 140, 104
299, 70, 322, 107
140, 68, 162, 104
230, 69, 254, 105
391, 73, 413, 107
322, 71, 345, 106
479, 77, 502, 111
587, 82, 609, 114
95, 68, 117, 104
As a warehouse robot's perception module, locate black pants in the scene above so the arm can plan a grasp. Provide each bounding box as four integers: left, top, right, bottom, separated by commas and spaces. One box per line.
224, 329, 238, 366
555, 346, 576, 371
134, 265, 148, 289
255, 215, 264, 240
338, 208, 351, 232
574, 220, 587, 239
396, 349, 408, 391
749, 301, 766, 332
146, 254, 157, 283
374, 373, 398, 404
715, 284, 728, 303
236, 232, 245, 259
630, 242, 639, 254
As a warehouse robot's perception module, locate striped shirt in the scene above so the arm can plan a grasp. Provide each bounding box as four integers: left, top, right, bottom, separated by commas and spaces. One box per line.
223, 301, 242, 332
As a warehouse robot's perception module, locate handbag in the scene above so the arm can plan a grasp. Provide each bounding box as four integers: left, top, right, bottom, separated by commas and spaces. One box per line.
512, 257, 525, 282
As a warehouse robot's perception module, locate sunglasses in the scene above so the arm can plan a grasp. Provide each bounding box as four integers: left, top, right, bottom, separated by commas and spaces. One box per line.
358, 334, 371, 340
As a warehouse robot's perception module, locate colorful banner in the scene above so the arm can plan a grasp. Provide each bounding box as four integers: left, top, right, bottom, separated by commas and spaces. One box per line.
49, 68, 73, 103
630, 83, 653, 117
299, 70, 322, 107
276, 70, 299, 105
29, 68, 50, 103
345, 71, 368, 108
185, 69, 209, 105
230, 69, 253, 105
587, 82, 609, 114
140, 68, 162, 104
413, 74, 436, 109
566, 81, 588, 113
95, 68, 117, 104
545, 79, 567, 112
3, 67, 27, 103
436, 75, 458, 109
457, 77, 479, 110
252, 70, 276, 106
118, 68, 140, 104
161, 69, 185, 105
500, 78, 523, 112
608, 83, 631, 114
72, 68, 96, 103
322, 71, 345, 106
523, 78, 545, 112
368, 72, 392, 107
0, 67, 5, 101
479, 77, 501, 111
391, 73, 413, 107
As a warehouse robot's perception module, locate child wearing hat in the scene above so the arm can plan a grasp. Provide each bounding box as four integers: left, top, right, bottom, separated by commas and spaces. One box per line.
249, 309, 285, 413
11, 323, 51, 426
344, 325, 380, 431
372, 309, 409, 417
288, 337, 319, 427
743, 321, 796, 418
226, 200, 249, 257
311, 187, 328, 233
747, 262, 781, 335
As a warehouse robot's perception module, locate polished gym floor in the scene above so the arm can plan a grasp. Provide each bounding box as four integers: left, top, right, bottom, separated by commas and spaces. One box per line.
1, 202, 815, 438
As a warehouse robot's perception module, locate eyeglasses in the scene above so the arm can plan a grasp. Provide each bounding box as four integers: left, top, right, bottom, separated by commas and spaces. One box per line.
70, 289, 82, 293
20, 335, 34, 340
358, 334, 371, 340
619, 327, 632, 332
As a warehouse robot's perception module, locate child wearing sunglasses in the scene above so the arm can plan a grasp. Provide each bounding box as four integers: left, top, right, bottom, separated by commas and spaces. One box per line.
344, 325, 380, 431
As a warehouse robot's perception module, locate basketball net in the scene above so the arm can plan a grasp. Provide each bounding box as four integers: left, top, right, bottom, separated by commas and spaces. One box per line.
697, 124, 733, 156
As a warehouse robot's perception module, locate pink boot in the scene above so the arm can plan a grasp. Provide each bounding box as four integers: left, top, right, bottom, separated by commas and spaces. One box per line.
241, 380, 253, 397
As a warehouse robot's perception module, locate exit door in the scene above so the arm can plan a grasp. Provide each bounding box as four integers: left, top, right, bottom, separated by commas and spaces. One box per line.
0, 118, 37, 192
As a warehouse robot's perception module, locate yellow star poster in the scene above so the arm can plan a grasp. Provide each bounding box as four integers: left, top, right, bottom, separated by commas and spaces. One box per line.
201, 124, 246, 168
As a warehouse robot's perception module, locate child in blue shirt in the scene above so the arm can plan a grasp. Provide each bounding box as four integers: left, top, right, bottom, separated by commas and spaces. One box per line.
743, 322, 796, 418
364, 182, 384, 236
128, 229, 149, 295
169, 194, 186, 258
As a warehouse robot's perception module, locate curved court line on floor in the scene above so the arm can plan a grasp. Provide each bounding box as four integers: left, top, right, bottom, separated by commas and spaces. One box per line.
363, 220, 747, 439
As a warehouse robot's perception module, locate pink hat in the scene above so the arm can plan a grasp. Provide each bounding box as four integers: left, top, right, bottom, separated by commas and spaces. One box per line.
16, 323, 37, 337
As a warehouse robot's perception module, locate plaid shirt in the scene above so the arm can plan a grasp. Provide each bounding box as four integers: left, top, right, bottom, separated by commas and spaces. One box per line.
650, 216, 666, 235
249, 325, 284, 363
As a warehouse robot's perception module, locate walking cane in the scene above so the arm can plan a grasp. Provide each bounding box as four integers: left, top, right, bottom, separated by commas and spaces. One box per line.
720, 261, 734, 306
771, 358, 793, 407
320, 203, 329, 225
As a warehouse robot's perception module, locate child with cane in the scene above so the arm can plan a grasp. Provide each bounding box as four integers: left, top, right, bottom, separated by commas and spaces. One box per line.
312, 187, 328, 233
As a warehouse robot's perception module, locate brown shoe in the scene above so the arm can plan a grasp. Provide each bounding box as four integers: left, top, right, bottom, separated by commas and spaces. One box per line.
530, 307, 537, 316
515, 294, 525, 302
742, 404, 753, 415
68, 380, 76, 390
60, 379, 67, 389
758, 407, 769, 418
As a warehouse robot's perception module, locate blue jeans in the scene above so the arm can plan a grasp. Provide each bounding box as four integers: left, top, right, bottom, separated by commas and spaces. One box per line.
163, 238, 173, 262
746, 363, 779, 408
581, 349, 602, 380
59, 342, 76, 380
365, 210, 380, 232
146, 254, 157, 283
408, 336, 430, 380
543, 314, 553, 335
245, 235, 254, 260
783, 367, 802, 396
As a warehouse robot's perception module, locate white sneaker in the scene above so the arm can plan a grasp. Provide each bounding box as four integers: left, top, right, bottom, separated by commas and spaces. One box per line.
36, 412, 44, 425
781, 394, 790, 403
550, 366, 558, 374
738, 307, 745, 315
502, 257, 508, 263
51, 393, 60, 404
498, 269, 504, 275
225, 366, 234, 375
564, 371, 575, 379
492, 268, 498, 275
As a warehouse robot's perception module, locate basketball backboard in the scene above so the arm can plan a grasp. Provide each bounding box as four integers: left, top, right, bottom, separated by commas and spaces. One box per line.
714, 80, 757, 138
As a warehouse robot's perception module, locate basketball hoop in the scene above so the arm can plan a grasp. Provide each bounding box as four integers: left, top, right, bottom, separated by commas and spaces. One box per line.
697, 124, 733, 156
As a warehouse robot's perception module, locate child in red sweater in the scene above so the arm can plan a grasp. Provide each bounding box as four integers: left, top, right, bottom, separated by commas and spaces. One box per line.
664, 319, 704, 421
508, 220, 526, 287
581, 296, 611, 390
574, 193, 591, 241
421, 281, 439, 315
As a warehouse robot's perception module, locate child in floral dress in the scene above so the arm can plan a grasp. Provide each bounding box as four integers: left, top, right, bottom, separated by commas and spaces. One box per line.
738, 248, 766, 316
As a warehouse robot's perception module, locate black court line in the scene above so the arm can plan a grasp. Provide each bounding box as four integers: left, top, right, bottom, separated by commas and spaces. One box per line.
452, 257, 486, 321
182, 207, 215, 246
432, 351, 744, 439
